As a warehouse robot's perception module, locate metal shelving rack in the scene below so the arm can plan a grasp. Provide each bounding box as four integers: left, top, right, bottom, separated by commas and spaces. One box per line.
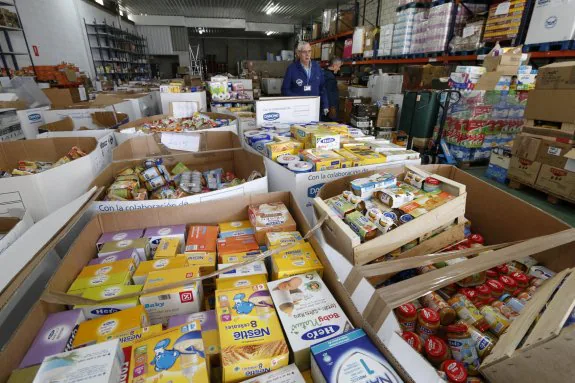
0, 0, 35, 77
84, 18, 151, 81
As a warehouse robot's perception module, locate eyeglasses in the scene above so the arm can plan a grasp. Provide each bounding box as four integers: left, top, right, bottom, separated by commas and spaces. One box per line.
300, 50, 312, 54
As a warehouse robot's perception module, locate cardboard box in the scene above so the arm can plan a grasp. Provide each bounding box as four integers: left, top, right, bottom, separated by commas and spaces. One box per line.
512, 135, 541, 162
483, 50, 523, 73
261, 78, 283, 95
475, 73, 512, 91
525, 89, 575, 124
565, 149, 575, 172
43, 88, 81, 108
537, 141, 573, 168
0, 137, 109, 221
536, 165, 575, 201
403, 65, 451, 90
160, 91, 207, 114
535, 62, 575, 90
376, 105, 398, 128
0, 211, 34, 254
508, 156, 542, 185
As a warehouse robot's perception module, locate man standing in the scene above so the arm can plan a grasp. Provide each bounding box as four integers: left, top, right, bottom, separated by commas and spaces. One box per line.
281, 41, 329, 118
322, 57, 343, 121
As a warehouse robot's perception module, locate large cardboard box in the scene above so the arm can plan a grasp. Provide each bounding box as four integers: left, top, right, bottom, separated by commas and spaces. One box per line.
0, 210, 34, 254
483, 50, 524, 73
403, 65, 450, 90
160, 91, 207, 114
525, 89, 575, 123
535, 62, 575, 90
376, 104, 398, 128
42, 88, 82, 108
512, 135, 541, 161
508, 156, 542, 185
537, 140, 573, 168
255, 97, 320, 126
536, 164, 575, 202
0, 137, 111, 221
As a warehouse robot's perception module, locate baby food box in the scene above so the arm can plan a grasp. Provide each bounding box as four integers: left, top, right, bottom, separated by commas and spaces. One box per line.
144, 224, 187, 252
218, 220, 255, 238
88, 248, 141, 267
33, 339, 124, 383
133, 257, 189, 284
19, 309, 86, 368
167, 310, 220, 366
114, 324, 163, 348
153, 237, 180, 259
216, 235, 260, 263
268, 272, 353, 370
265, 231, 304, 248
130, 321, 209, 383
216, 273, 268, 291
75, 284, 143, 319
67, 259, 136, 295
271, 243, 323, 280
72, 305, 150, 349
248, 202, 297, 244
242, 364, 306, 383
99, 238, 151, 262
183, 225, 218, 274
309, 131, 341, 151
216, 284, 289, 382
140, 266, 202, 325
310, 329, 404, 383
97, 229, 144, 251
218, 260, 268, 279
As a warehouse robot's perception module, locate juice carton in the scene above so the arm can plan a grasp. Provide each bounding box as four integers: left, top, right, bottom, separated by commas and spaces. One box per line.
215, 273, 268, 291
310, 329, 404, 383
218, 220, 255, 238
248, 202, 297, 245
216, 235, 260, 263
97, 229, 143, 251
144, 224, 186, 252
242, 364, 306, 383
133, 257, 189, 284
19, 309, 86, 368
89, 248, 141, 267
34, 340, 124, 383
67, 259, 136, 295
130, 321, 209, 383
73, 306, 150, 349
140, 266, 202, 325
167, 310, 220, 367
265, 231, 304, 248
216, 284, 289, 382
99, 238, 150, 262
271, 243, 323, 280
75, 284, 143, 319
153, 237, 180, 259
268, 272, 353, 370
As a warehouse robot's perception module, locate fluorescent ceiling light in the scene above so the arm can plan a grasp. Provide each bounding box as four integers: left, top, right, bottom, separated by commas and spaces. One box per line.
265, 31, 273, 36
265, 2, 279, 15
198, 28, 205, 34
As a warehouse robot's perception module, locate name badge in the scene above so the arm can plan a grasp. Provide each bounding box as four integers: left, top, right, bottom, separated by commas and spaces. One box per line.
304, 85, 311, 92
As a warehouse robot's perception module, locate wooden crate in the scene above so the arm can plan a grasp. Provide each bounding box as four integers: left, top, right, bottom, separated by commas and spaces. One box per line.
313, 165, 467, 265
481, 268, 575, 381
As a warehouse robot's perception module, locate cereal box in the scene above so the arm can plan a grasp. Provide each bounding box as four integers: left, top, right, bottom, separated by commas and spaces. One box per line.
268, 273, 353, 370
185, 225, 218, 253
97, 229, 143, 251
75, 284, 143, 319
271, 243, 324, 280
133, 257, 189, 284
266, 140, 304, 160
216, 235, 260, 263
33, 340, 124, 383
242, 364, 306, 383
346, 147, 387, 165
19, 309, 86, 368
114, 324, 163, 348
167, 310, 220, 366
218, 221, 255, 238
67, 259, 136, 295
88, 249, 141, 267
300, 149, 343, 171
265, 231, 304, 248
248, 202, 297, 245
72, 306, 150, 349
181, 252, 216, 275
216, 284, 289, 382
291, 125, 318, 143
153, 237, 180, 259
99, 238, 150, 262
310, 329, 404, 383
130, 321, 209, 383
216, 273, 268, 291
144, 224, 186, 253
140, 266, 202, 325
217, 261, 268, 286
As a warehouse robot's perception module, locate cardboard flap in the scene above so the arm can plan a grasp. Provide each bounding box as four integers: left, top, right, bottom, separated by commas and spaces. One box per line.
565, 148, 575, 160
118, 114, 169, 131
37, 117, 75, 132
0, 187, 100, 310
91, 111, 129, 129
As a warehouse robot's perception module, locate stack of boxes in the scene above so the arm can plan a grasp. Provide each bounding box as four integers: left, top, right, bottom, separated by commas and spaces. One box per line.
483, 0, 527, 43
392, 4, 428, 56
507, 62, 575, 202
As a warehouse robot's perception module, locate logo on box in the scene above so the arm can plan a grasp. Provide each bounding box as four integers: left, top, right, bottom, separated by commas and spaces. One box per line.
179, 291, 194, 303
28, 113, 41, 121
545, 16, 558, 29
263, 112, 280, 121
307, 183, 325, 198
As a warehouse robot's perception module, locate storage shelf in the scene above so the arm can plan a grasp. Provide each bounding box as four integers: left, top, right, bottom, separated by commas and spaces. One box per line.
0, 25, 21, 31
0, 52, 29, 56
0, 1, 14, 6
310, 30, 353, 45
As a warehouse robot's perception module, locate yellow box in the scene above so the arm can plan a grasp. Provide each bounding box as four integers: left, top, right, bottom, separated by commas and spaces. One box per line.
154, 237, 180, 259
219, 250, 261, 265
167, 310, 220, 367
346, 147, 387, 165
265, 231, 304, 248
270, 243, 324, 280
216, 285, 289, 382
308, 130, 340, 150
74, 284, 142, 319
218, 220, 254, 238
130, 320, 209, 383
133, 257, 189, 284
180, 253, 216, 274
140, 266, 202, 325
67, 259, 136, 295
290, 125, 318, 143
109, 324, 163, 347
216, 273, 268, 291
334, 148, 363, 167
320, 123, 349, 135
265, 140, 304, 160
300, 149, 343, 171
72, 305, 150, 348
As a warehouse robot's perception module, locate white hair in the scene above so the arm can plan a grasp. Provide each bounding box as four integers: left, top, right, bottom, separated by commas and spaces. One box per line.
297, 41, 311, 52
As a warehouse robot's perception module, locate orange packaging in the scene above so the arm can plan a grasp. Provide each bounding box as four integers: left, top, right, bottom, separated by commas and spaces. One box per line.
216, 235, 260, 263
185, 226, 218, 254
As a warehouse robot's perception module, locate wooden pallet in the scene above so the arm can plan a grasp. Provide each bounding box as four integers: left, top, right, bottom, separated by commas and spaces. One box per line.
508, 179, 575, 205
456, 159, 490, 170
524, 119, 575, 134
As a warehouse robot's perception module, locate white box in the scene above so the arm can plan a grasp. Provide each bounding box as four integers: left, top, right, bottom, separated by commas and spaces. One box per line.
218, 261, 267, 278
268, 272, 353, 370
242, 365, 306, 383
255, 97, 320, 126
0, 209, 34, 254
281, 50, 294, 61
230, 79, 254, 90
368, 71, 403, 101
17, 107, 50, 140
160, 91, 207, 114
348, 86, 371, 98
525, 0, 575, 45
379, 24, 394, 56
261, 78, 284, 95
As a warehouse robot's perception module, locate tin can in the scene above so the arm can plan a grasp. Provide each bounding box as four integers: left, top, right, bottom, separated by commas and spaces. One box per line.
480, 306, 510, 336
140, 166, 162, 181
145, 175, 167, 191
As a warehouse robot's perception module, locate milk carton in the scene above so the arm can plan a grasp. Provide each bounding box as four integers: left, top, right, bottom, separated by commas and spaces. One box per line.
310, 329, 404, 383
268, 272, 353, 370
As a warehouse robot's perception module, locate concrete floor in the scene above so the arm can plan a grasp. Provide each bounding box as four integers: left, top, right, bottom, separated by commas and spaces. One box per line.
465, 168, 575, 227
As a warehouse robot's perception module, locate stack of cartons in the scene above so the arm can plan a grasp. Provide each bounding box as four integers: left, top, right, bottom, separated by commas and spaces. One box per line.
507, 62, 575, 202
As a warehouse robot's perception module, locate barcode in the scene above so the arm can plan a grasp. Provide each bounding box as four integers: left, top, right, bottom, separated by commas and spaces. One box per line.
158, 295, 171, 300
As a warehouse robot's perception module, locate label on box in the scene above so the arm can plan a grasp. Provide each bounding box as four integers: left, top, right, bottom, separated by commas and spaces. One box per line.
495, 2, 510, 15
462, 26, 476, 38
548, 146, 561, 156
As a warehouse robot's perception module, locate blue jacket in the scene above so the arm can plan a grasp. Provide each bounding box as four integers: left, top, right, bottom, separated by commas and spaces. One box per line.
322, 68, 339, 112
281, 60, 328, 110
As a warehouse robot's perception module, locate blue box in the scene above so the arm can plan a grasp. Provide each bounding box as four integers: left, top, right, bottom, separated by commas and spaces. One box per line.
485, 163, 508, 184
310, 329, 403, 383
